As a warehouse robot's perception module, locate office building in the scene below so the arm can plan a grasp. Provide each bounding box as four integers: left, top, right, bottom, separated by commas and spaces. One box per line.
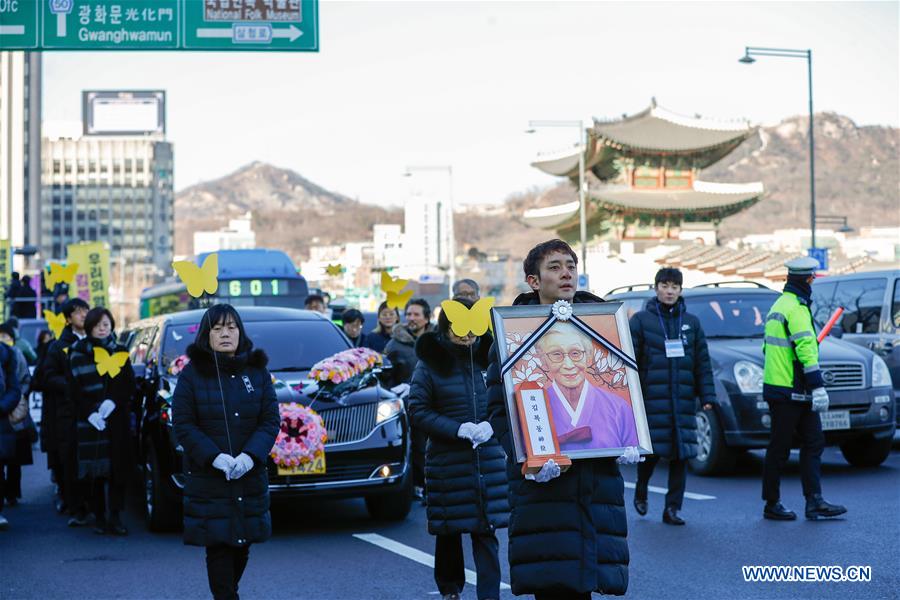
0, 51, 41, 269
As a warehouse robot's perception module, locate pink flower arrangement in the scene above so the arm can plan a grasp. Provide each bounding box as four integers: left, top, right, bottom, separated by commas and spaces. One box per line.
309, 347, 383, 385
168, 354, 190, 376
270, 403, 328, 468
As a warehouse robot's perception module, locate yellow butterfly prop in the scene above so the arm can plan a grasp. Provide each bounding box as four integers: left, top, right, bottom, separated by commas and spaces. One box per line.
440, 297, 495, 337
172, 253, 219, 298
325, 264, 343, 277
44, 309, 67, 338
386, 288, 413, 311
380, 271, 409, 294
94, 346, 130, 379
46, 262, 79, 289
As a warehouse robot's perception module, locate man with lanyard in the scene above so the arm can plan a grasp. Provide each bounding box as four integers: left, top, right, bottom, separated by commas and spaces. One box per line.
761, 257, 846, 521
630, 267, 715, 525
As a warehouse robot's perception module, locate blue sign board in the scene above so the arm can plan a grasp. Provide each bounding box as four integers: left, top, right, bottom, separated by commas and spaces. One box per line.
808, 247, 829, 271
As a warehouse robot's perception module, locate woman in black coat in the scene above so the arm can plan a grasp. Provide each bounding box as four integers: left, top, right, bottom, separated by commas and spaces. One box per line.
173, 304, 279, 600
629, 279, 715, 523
407, 299, 509, 600
67, 307, 135, 535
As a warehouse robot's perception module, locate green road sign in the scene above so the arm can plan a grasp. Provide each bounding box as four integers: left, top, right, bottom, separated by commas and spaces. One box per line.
182, 0, 318, 51
41, 0, 179, 49
0, 0, 39, 49
0, 0, 318, 51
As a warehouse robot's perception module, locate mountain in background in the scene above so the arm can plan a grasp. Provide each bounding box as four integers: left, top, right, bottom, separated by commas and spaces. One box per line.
174, 161, 402, 258
707, 112, 899, 239
174, 112, 898, 266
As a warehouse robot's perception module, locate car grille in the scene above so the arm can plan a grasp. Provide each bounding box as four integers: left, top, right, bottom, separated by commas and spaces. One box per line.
319, 403, 377, 446
821, 362, 865, 391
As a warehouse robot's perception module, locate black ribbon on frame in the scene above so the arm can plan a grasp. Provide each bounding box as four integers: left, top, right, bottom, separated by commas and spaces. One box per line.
500, 310, 638, 376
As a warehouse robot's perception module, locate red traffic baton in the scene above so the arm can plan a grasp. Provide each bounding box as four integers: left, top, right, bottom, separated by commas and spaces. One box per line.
817, 307, 844, 343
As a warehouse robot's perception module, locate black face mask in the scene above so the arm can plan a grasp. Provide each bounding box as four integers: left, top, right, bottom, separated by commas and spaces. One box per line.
784, 275, 812, 301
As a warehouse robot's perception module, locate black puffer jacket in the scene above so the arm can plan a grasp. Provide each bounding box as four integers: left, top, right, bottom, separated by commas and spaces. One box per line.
486, 291, 629, 597
407, 332, 509, 536
384, 323, 435, 385
629, 297, 716, 460
67, 335, 135, 482
37, 326, 81, 449
173, 343, 280, 548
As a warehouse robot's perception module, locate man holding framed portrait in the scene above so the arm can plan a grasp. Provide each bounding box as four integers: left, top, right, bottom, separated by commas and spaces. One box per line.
486, 239, 650, 599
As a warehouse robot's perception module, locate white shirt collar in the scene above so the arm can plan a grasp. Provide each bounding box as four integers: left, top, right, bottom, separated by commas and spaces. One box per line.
552, 380, 587, 427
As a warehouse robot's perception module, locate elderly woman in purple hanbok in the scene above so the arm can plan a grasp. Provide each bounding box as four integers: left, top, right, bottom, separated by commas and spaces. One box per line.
536, 324, 638, 451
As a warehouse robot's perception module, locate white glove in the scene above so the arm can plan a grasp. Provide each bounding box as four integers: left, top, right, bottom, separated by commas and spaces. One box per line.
229, 453, 255, 480
525, 459, 561, 483
457, 422, 478, 442
471, 421, 494, 447
811, 387, 829, 412
616, 446, 644, 464
212, 453, 236, 480
87, 412, 106, 431
98, 399, 116, 419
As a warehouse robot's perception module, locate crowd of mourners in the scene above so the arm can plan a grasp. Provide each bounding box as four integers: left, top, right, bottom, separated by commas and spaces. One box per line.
1, 238, 845, 600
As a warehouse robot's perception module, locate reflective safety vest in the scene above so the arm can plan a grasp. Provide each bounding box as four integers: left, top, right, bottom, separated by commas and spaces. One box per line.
763, 291, 824, 401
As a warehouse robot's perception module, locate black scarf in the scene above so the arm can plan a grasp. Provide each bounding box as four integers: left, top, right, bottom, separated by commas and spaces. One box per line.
69, 335, 122, 399
784, 275, 812, 304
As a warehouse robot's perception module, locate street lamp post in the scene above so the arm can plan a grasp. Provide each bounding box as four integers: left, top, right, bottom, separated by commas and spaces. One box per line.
527, 120, 588, 274
403, 165, 456, 289
739, 46, 817, 249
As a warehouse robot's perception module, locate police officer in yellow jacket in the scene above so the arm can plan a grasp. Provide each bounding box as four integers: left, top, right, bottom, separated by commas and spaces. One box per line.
761, 257, 847, 521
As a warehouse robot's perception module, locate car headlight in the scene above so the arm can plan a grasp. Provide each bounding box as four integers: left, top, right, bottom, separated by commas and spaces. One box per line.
872, 355, 892, 388
733, 360, 764, 394
376, 398, 403, 424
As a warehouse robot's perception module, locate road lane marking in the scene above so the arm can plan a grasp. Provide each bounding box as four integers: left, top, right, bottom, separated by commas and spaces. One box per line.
353, 532, 511, 591
624, 481, 716, 501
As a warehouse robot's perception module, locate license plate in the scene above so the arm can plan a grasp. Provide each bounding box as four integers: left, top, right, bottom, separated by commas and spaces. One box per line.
820, 410, 850, 431
277, 453, 326, 476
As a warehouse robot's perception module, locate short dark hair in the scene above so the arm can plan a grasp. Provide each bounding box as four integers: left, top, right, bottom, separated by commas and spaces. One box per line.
0, 323, 16, 341
405, 298, 431, 319
194, 303, 251, 355
655, 267, 683, 287
61, 298, 89, 319
438, 297, 473, 336
5, 317, 19, 328
84, 307, 116, 338
304, 294, 325, 308
341, 309, 364, 324
523, 239, 578, 278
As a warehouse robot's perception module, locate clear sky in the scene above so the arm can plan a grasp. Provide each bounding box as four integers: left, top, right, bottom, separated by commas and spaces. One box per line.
42, 1, 899, 208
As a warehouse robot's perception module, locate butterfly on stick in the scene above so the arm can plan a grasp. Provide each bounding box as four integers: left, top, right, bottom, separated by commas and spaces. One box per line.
325, 264, 343, 277
44, 309, 67, 338
172, 253, 219, 298
381, 271, 413, 310
440, 297, 495, 337
45, 262, 79, 289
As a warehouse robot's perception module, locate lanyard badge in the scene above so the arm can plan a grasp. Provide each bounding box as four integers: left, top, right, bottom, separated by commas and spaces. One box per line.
658, 301, 686, 359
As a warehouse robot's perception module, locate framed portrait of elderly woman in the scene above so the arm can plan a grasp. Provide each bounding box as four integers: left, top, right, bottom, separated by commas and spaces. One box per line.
491, 300, 652, 467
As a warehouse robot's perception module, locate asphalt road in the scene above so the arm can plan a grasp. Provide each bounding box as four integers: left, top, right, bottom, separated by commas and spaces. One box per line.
2, 445, 899, 600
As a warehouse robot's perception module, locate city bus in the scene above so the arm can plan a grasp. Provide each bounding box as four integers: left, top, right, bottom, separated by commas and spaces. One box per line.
139, 248, 309, 318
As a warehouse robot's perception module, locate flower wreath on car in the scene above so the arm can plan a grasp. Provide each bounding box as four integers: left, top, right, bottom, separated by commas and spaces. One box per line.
308, 347, 383, 397
168, 354, 190, 376
270, 402, 328, 469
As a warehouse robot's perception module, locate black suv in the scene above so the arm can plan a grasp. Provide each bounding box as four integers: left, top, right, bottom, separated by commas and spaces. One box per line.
811, 270, 899, 427
122, 307, 411, 531
605, 284, 896, 475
